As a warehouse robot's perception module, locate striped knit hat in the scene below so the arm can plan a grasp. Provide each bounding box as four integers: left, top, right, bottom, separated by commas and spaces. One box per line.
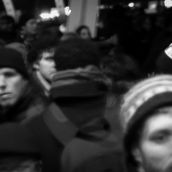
121, 74, 172, 132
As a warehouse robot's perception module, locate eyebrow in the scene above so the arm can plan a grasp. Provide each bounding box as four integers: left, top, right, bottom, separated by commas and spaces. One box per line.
148, 125, 172, 136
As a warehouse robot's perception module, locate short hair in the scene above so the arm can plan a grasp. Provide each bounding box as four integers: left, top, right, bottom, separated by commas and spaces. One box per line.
27, 34, 60, 67
76, 25, 92, 38
27, 19, 62, 67
17, 12, 35, 28
54, 38, 102, 70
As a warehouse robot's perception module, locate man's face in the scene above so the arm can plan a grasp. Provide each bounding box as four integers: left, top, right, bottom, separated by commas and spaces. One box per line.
135, 107, 172, 172
80, 28, 91, 40
0, 68, 27, 108
24, 19, 37, 35
34, 49, 57, 82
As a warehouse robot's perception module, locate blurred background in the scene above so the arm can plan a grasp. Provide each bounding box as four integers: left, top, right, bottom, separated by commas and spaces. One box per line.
0, 0, 169, 40
0, 0, 172, 73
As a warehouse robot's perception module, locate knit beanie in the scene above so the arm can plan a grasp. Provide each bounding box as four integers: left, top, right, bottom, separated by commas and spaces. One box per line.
0, 47, 28, 78
120, 74, 172, 165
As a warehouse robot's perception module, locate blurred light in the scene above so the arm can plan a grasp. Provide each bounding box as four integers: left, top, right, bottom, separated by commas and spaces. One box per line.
128, 2, 135, 8
40, 12, 50, 20
50, 8, 60, 18
150, 3, 156, 9
64, 6, 71, 16
135, 2, 141, 7
39, 6, 71, 21
39, 8, 60, 20
108, 5, 113, 9
145, 1, 157, 13
59, 24, 66, 33
164, 0, 172, 8
99, 5, 105, 9
98, 5, 113, 9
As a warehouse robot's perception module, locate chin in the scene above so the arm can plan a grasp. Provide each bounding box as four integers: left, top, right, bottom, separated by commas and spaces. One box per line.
0, 100, 15, 108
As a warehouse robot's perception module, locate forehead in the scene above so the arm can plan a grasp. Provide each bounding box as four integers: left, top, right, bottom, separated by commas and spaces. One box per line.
143, 106, 172, 133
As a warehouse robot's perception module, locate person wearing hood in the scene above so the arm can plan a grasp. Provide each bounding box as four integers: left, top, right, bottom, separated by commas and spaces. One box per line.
49, 37, 125, 172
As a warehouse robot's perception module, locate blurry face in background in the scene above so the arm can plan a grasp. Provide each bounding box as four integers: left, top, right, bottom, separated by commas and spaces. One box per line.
79, 28, 91, 40
34, 49, 57, 82
0, 19, 15, 33
0, 68, 27, 108
23, 19, 37, 35
133, 107, 172, 172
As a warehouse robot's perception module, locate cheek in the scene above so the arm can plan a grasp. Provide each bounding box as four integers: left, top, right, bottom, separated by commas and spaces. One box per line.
13, 79, 27, 95
38, 62, 48, 73
39, 65, 49, 75
40, 61, 51, 69
141, 142, 172, 170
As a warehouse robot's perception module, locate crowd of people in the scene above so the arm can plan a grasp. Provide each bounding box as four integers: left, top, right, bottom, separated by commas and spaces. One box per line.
0, 7, 171, 172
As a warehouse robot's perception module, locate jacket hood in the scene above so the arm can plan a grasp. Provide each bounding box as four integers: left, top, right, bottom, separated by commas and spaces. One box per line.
50, 66, 109, 126
50, 66, 109, 99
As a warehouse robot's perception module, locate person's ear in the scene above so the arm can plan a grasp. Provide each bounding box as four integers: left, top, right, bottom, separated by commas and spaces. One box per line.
33, 62, 39, 70
132, 148, 145, 172
132, 148, 143, 164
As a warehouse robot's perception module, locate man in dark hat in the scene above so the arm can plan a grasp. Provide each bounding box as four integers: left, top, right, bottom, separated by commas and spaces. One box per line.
0, 47, 47, 123
0, 47, 49, 171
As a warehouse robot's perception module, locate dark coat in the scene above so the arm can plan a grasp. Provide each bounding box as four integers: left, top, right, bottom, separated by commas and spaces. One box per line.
0, 82, 49, 172
0, 102, 125, 172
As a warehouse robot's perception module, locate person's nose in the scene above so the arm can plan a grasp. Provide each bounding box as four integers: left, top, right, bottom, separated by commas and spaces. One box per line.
52, 60, 56, 68
0, 76, 6, 90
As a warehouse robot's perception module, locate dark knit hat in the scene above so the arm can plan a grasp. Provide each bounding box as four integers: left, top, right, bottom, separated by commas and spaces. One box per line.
120, 74, 172, 165
0, 47, 28, 78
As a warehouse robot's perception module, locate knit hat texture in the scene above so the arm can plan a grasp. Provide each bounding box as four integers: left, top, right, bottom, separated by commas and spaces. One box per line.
0, 47, 28, 78
120, 74, 172, 133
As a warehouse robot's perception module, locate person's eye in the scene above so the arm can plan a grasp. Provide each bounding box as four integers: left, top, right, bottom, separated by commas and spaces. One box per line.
4, 72, 16, 77
151, 133, 170, 143
45, 56, 54, 61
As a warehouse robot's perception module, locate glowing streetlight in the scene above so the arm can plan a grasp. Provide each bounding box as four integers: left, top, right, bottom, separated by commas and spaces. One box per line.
128, 2, 135, 8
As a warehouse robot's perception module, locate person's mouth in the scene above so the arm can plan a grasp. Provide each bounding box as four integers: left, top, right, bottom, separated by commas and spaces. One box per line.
0, 93, 12, 99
